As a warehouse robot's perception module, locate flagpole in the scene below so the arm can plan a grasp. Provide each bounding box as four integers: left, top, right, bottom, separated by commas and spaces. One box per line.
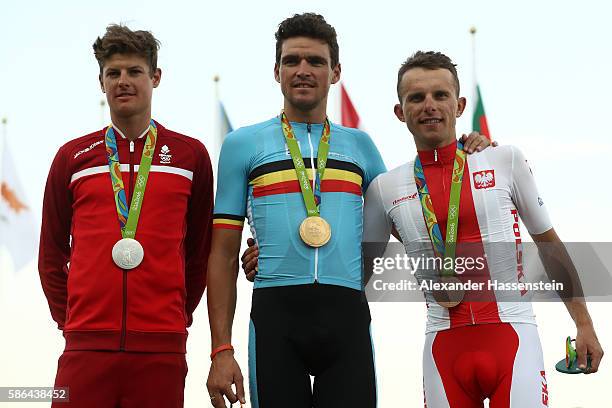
0, 117, 7, 185
213, 74, 220, 100
100, 99, 106, 127
213, 75, 221, 168
470, 26, 477, 106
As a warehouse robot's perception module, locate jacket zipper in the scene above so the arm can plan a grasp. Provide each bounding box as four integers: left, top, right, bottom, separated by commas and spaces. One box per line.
469, 302, 475, 324
307, 124, 319, 283
120, 140, 135, 350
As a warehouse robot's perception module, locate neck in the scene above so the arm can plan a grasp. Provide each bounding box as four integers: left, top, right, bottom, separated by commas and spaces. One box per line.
110, 111, 151, 141
413, 134, 456, 151
283, 101, 327, 124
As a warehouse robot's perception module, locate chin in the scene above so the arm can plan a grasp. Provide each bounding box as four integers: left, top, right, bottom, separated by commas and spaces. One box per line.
112, 107, 138, 118
290, 98, 319, 112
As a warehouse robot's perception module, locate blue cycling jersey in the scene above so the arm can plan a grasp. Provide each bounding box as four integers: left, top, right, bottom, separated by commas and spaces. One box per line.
213, 116, 386, 290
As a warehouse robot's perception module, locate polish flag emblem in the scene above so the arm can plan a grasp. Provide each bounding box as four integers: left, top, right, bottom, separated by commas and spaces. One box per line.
473, 170, 495, 189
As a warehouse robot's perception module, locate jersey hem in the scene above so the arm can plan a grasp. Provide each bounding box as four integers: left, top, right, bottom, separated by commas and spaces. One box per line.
253, 277, 362, 291
425, 319, 537, 334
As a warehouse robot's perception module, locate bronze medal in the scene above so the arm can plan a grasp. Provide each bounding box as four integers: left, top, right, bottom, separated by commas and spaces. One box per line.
432, 276, 465, 308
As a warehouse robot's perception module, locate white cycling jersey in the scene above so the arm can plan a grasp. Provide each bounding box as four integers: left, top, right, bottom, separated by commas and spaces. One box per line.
364, 143, 552, 333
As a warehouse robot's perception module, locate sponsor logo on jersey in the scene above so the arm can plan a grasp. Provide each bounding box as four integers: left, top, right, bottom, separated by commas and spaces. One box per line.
473, 170, 495, 189
159, 145, 172, 164
392, 192, 418, 206
74, 139, 104, 159
540, 370, 549, 406
511, 209, 527, 296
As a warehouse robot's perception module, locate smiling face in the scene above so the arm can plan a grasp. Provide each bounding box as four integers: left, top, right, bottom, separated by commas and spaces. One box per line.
99, 53, 161, 121
394, 67, 466, 150
274, 36, 340, 121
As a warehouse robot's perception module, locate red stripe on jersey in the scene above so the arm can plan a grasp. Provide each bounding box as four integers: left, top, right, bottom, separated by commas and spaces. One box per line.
253, 180, 362, 198
418, 141, 501, 328
321, 179, 362, 195
213, 223, 243, 230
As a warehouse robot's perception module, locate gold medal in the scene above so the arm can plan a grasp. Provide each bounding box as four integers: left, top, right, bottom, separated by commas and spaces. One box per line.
299, 216, 331, 247
432, 276, 464, 308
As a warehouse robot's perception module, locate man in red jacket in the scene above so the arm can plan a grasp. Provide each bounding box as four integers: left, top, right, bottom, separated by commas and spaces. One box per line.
38, 24, 213, 408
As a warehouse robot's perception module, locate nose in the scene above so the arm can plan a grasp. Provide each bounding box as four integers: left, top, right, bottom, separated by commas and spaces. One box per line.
296, 59, 312, 79
118, 70, 129, 87
423, 94, 437, 113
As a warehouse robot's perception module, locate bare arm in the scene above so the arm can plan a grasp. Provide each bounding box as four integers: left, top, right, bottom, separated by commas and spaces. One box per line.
206, 228, 246, 406
532, 228, 604, 373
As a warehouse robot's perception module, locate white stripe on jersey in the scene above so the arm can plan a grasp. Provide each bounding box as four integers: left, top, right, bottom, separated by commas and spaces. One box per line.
71, 164, 194, 183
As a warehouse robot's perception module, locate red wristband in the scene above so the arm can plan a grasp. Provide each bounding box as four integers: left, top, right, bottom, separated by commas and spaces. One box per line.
210, 344, 234, 360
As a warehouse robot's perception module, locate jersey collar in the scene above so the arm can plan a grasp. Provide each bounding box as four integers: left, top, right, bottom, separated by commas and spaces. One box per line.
417, 139, 458, 165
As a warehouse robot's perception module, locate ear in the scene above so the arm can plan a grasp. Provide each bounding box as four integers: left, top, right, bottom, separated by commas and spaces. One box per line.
330, 63, 341, 84
274, 63, 281, 84
394, 103, 406, 123
99, 74, 105, 93
456, 96, 466, 117
152, 68, 162, 88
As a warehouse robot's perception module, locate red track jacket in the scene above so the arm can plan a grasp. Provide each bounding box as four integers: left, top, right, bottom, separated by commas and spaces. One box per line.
39, 121, 213, 353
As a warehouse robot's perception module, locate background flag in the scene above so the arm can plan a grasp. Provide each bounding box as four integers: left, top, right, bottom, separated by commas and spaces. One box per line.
219, 100, 233, 140
0, 136, 37, 271
213, 75, 233, 167
472, 84, 491, 139
340, 83, 361, 129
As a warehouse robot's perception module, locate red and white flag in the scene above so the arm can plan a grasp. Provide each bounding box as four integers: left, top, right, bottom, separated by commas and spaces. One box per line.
0, 139, 37, 271
340, 83, 361, 129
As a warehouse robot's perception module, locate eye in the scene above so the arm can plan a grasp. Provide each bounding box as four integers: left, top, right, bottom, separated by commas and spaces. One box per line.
408, 94, 423, 103
434, 90, 449, 99
307, 57, 326, 67
282, 56, 299, 66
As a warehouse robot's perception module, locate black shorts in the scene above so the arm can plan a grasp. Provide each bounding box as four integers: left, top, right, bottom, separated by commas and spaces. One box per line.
248, 283, 376, 408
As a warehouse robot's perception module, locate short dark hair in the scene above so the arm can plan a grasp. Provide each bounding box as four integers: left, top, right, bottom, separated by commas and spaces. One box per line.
275, 13, 339, 67
396, 51, 460, 101
93, 24, 160, 75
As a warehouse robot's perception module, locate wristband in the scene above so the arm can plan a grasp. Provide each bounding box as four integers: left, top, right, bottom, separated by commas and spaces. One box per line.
210, 344, 234, 360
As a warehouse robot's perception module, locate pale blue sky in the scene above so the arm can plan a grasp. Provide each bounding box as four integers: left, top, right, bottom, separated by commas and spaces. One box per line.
1, 1, 611, 406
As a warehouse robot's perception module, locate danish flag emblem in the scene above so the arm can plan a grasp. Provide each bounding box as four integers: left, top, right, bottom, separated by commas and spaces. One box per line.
473, 170, 495, 189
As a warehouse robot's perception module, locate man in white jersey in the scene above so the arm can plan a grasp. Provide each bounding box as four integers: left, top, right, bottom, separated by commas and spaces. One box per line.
362, 51, 603, 407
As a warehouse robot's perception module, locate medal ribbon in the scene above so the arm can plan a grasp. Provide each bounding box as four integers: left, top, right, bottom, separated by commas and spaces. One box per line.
105, 119, 158, 239
414, 142, 466, 277
280, 112, 331, 217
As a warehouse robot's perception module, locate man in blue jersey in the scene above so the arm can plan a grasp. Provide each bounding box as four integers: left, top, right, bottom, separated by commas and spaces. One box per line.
206, 14, 491, 408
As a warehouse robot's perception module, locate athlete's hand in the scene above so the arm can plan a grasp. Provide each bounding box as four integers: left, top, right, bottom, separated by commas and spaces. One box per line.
575, 324, 604, 373
206, 352, 246, 407
459, 131, 497, 154
241, 238, 259, 282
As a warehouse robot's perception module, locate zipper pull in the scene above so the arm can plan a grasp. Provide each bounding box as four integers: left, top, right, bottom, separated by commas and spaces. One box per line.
130, 141, 135, 153
434, 149, 438, 162
307, 123, 312, 134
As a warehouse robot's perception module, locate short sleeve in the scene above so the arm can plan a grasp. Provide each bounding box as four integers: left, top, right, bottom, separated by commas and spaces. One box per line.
363, 174, 392, 243
510, 146, 553, 235
358, 131, 387, 192
213, 130, 251, 231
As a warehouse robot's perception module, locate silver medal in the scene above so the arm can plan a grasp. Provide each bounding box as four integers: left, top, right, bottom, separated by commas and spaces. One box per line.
112, 238, 144, 269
